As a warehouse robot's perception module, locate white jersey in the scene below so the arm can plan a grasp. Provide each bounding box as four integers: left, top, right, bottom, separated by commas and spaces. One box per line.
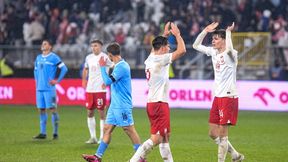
84, 52, 113, 92
144, 53, 172, 102
193, 31, 238, 97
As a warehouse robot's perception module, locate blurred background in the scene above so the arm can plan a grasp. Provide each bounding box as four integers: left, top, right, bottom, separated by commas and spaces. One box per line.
0, 0, 288, 80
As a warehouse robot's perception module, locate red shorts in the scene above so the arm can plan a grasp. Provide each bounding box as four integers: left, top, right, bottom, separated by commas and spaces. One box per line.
146, 102, 170, 136
209, 97, 239, 125
85, 92, 106, 110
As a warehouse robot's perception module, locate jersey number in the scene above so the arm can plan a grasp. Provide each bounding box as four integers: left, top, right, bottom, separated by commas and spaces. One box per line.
145, 69, 151, 81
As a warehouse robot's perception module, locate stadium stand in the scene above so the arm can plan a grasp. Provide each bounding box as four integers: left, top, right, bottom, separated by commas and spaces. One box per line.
0, 0, 288, 80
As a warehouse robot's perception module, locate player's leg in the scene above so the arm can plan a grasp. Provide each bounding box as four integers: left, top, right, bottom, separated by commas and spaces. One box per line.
45, 90, 58, 139
82, 108, 116, 162
50, 107, 59, 139
130, 135, 159, 162
158, 103, 173, 162
218, 97, 243, 162
123, 125, 141, 150
95, 108, 116, 158
98, 108, 105, 143
86, 109, 97, 143
209, 97, 229, 162
117, 108, 141, 151
96, 124, 115, 158
159, 133, 173, 162
224, 97, 244, 162
209, 97, 220, 142
218, 125, 229, 162
96, 92, 107, 143
33, 91, 47, 139
209, 123, 220, 144
131, 102, 169, 162
86, 93, 97, 144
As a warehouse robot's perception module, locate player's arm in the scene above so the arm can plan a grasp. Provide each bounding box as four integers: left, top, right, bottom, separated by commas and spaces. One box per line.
49, 62, 68, 85
99, 56, 114, 85
56, 62, 68, 83
170, 23, 186, 61
192, 22, 219, 54
149, 22, 171, 54
34, 58, 38, 81
82, 56, 89, 88
82, 67, 88, 88
225, 22, 236, 61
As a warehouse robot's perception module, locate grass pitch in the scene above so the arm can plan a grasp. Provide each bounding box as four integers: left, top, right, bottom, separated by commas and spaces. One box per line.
0, 105, 287, 162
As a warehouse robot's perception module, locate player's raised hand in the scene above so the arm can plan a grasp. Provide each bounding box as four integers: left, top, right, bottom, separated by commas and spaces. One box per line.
99, 56, 106, 67
226, 22, 235, 31
170, 23, 180, 36
163, 22, 171, 37
204, 22, 219, 33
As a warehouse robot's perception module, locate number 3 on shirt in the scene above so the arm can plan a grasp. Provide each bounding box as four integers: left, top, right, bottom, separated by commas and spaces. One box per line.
145, 69, 151, 81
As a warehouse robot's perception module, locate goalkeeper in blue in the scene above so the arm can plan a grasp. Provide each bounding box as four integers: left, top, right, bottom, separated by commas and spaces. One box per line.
33, 39, 68, 140
82, 43, 145, 162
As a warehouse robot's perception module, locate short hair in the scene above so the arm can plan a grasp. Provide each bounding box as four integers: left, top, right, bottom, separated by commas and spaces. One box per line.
42, 39, 53, 46
106, 43, 120, 56
90, 39, 103, 46
152, 36, 168, 50
212, 29, 226, 39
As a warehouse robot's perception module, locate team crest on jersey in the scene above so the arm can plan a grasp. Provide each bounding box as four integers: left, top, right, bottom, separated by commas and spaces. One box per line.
220, 56, 225, 64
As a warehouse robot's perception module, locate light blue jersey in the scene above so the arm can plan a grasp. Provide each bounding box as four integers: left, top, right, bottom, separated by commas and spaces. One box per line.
34, 52, 67, 108
34, 52, 67, 91
100, 59, 133, 126
33, 51, 67, 136
101, 59, 132, 109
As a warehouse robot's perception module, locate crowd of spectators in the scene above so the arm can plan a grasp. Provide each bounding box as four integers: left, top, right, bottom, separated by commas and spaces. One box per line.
0, 0, 288, 79
1, 0, 288, 45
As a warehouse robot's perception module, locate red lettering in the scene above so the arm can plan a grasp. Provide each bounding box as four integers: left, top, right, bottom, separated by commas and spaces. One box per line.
203, 90, 212, 101
179, 90, 186, 100
195, 90, 201, 101
169, 90, 177, 101
279, 92, 288, 104
169, 89, 212, 102
188, 90, 194, 101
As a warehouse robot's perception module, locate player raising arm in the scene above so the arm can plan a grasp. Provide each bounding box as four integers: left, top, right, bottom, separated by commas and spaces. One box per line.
193, 22, 244, 162
82, 43, 144, 162
130, 22, 186, 162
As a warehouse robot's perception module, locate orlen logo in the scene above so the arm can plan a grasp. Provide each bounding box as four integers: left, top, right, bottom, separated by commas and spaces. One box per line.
254, 88, 288, 106
56, 84, 85, 101
0, 86, 13, 99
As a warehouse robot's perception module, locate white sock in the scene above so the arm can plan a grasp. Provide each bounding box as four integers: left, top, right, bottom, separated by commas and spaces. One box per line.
218, 136, 228, 162
159, 143, 173, 162
87, 117, 96, 139
214, 137, 220, 145
100, 119, 104, 140
130, 139, 154, 162
228, 140, 239, 159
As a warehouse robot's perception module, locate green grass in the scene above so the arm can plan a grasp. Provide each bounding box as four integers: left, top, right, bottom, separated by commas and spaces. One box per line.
0, 105, 288, 162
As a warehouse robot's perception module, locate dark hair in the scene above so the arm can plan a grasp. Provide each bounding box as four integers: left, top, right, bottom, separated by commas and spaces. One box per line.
212, 29, 226, 39
152, 36, 168, 50
42, 39, 53, 46
106, 43, 120, 56
90, 39, 103, 46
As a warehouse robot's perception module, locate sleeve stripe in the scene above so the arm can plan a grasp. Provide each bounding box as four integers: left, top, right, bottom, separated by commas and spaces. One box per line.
57, 62, 65, 68
109, 75, 116, 82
